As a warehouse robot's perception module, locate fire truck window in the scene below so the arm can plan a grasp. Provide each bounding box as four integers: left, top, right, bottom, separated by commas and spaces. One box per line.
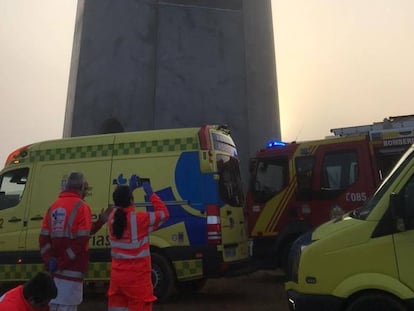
375, 149, 408, 180
252, 158, 288, 203
295, 156, 315, 193
0, 168, 28, 211
321, 151, 358, 190
325, 166, 341, 189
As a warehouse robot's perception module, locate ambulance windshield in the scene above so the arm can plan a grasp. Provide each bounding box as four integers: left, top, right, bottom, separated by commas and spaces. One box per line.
0, 168, 28, 210
217, 155, 244, 207
212, 132, 237, 156
354, 146, 414, 220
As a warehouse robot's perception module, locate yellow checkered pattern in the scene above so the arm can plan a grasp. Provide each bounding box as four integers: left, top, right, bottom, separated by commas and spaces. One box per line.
26, 137, 198, 163
0, 263, 111, 282
113, 138, 198, 156
0, 264, 45, 281
173, 259, 203, 281
85, 262, 111, 280
0, 260, 202, 282
29, 145, 112, 162
87, 259, 205, 281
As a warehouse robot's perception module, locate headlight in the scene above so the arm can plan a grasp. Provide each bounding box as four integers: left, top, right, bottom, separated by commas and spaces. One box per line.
287, 232, 313, 282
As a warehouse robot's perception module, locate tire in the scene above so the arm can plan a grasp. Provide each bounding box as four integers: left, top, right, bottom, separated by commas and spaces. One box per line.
151, 252, 177, 303
279, 238, 296, 275
346, 292, 406, 311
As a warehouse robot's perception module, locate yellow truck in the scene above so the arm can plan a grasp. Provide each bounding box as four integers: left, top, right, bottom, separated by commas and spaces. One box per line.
0, 125, 250, 302
285, 143, 414, 311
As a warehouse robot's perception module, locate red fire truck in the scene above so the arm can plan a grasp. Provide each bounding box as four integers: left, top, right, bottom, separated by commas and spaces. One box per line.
246, 115, 414, 271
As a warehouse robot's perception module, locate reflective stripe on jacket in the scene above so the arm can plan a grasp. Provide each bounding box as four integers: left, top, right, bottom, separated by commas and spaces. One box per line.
108, 193, 169, 300
109, 194, 168, 261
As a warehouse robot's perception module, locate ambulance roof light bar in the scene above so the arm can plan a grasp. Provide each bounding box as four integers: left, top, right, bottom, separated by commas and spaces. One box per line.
5, 145, 31, 167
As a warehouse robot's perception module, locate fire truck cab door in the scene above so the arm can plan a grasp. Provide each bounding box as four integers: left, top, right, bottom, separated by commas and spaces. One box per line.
303, 140, 376, 221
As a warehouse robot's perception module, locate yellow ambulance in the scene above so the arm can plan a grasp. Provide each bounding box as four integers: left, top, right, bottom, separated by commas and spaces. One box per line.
0, 125, 250, 302
285, 143, 414, 311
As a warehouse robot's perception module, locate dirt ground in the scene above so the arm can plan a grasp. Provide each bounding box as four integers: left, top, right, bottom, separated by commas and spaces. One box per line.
79, 270, 289, 311
0, 270, 289, 310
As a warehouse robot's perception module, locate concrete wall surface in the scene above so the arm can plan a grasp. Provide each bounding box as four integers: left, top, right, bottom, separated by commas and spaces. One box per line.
64, 0, 280, 185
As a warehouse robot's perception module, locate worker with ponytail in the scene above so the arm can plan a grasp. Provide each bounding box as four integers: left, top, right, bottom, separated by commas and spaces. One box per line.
107, 177, 169, 311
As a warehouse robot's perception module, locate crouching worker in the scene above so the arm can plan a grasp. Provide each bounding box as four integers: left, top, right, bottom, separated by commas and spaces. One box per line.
108, 180, 169, 311
0, 271, 57, 311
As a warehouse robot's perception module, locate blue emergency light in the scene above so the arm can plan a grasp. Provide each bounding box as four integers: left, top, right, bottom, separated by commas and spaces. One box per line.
266, 140, 287, 148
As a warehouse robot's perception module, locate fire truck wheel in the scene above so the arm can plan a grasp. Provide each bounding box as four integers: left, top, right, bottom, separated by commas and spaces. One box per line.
346, 292, 406, 311
151, 252, 177, 303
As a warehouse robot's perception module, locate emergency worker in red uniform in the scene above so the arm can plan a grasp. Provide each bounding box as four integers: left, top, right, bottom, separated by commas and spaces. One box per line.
0, 271, 57, 311
39, 172, 112, 311
107, 179, 169, 311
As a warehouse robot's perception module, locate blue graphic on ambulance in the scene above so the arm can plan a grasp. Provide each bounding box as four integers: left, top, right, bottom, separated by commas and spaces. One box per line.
114, 151, 225, 246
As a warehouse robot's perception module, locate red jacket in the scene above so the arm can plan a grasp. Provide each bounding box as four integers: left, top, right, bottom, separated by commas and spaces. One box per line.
0, 285, 48, 311
108, 193, 169, 301
39, 191, 97, 282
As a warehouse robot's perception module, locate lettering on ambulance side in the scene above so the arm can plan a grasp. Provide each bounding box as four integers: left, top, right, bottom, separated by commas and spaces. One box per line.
90, 235, 110, 247
345, 192, 367, 202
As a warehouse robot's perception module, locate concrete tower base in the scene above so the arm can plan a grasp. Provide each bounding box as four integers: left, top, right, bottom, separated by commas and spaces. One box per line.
64, 0, 280, 184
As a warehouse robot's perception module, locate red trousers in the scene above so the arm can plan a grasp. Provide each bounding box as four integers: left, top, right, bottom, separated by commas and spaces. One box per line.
107, 286, 154, 311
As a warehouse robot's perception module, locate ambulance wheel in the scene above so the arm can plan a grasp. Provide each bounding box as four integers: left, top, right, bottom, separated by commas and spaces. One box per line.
151, 252, 176, 303
346, 292, 406, 311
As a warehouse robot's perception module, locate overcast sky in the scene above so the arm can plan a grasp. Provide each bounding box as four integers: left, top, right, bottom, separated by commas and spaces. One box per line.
0, 0, 75, 165
274, 0, 413, 142
0, 0, 413, 165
